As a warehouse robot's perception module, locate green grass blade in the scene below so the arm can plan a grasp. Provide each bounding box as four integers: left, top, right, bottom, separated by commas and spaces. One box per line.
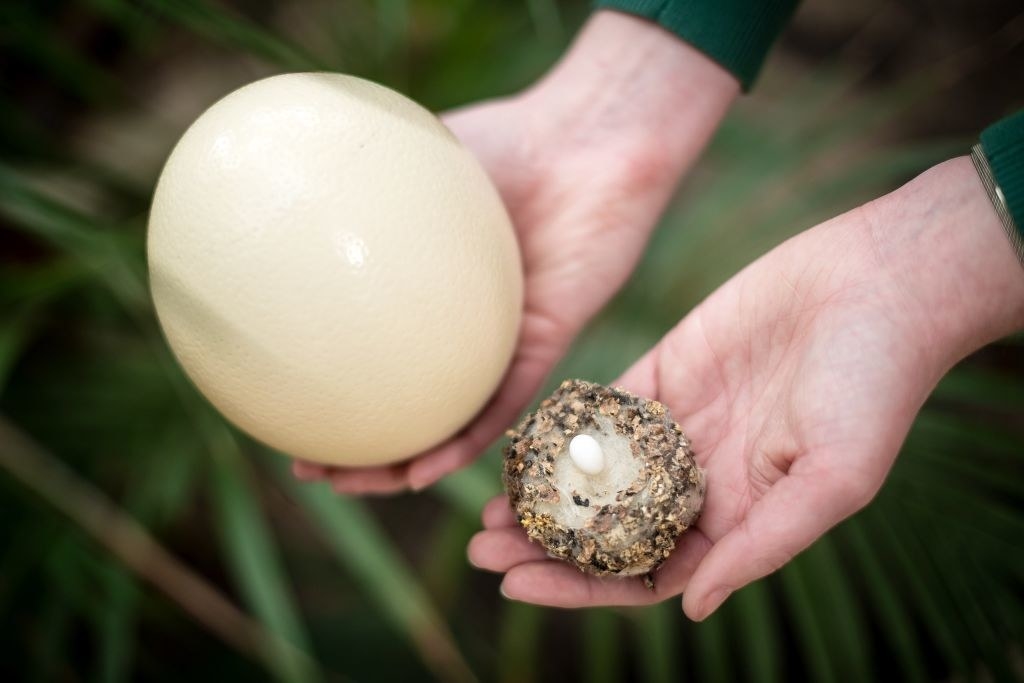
0, 415, 317, 678
914, 409, 1024, 460
0, 165, 147, 309
96, 568, 138, 683
30, 593, 72, 683
84, 0, 162, 48
0, 518, 55, 617
496, 602, 543, 683
693, 604, 733, 683
128, 431, 202, 526
0, 95, 59, 159
731, 580, 782, 683
420, 510, 477, 615
893, 460, 1024, 559
796, 536, 872, 682
208, 430, 319, 683
0, 258, 84, 309
933, 365, 1024, 408
966, 550, 1024, 654
0, 313, 35, 396
431, 456, 503, 521
282, 470, 477, 683
525, 0, 564, 46
840, 520, 928, 683
628, 603, 680, 683
862, 504, 972, 674
140, 0, 330, 71
0, 4, 118, 105
911, 513, 1017, 682
581, 609, 621, 683
778, 560, 837, 683
374, 0, 409, 62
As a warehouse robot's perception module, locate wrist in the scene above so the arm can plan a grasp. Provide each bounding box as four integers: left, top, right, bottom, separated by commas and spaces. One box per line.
520, 10, 738, 183
867, 156, 1024, 374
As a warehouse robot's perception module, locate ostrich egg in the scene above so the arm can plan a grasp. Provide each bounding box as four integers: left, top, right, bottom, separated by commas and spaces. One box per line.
147, 73, 523, 467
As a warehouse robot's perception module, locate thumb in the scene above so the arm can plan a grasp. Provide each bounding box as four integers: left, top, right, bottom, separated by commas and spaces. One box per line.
681, 461, 876, 621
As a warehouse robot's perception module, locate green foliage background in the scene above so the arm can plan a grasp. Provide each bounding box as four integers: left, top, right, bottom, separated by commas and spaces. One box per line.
1, 1, 1023, 681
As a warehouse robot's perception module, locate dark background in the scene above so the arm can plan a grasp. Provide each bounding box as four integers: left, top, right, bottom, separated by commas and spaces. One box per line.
1, 1, 1023, 681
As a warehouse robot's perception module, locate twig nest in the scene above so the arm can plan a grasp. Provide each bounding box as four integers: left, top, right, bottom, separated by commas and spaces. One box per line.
503, 379, 705, 583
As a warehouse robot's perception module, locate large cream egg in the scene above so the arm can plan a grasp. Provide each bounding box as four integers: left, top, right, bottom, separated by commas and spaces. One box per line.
148, 73, 523, 467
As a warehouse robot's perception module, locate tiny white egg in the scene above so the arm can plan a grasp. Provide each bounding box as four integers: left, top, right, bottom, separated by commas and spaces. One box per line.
568, 434, 606, 476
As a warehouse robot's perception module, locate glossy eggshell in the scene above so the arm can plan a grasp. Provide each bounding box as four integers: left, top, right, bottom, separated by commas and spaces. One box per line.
148, 73, 523, 466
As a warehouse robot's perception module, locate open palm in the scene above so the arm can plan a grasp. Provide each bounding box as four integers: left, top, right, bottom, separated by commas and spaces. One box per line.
469, 198, 955, 620
293, 95, 690, 493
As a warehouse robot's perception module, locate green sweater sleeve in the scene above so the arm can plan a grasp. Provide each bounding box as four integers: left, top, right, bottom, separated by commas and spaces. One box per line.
594, 0, 799, 90
980, 109, 1024, 241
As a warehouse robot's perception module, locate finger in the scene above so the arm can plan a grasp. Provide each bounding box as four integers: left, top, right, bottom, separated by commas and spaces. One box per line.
328, 464, 410, 495
482, 495, 516, 529
407, 345, 554, 490
653, 527, 713, 597
500, 527, 713, 607
467, 528, 548, 572
405, 440, 477, 493
501, 561, 656, 608
610, 346, 661, 400
292, 460, 330, 481
682, 466, 873, 621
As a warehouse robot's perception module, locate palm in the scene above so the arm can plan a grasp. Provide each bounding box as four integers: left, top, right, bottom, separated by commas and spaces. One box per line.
469, 210, 940, 619
294, 96, 676, 492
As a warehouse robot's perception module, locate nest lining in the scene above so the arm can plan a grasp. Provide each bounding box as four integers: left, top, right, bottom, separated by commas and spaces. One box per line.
503, 379, 706, 582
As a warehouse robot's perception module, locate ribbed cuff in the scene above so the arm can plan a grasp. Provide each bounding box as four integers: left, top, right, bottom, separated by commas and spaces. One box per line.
594, 0, 799, 91
980, 109, 1024, 242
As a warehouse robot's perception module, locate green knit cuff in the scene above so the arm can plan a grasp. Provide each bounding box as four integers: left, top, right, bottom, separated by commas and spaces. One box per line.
594, 0, 799, 90
980, 109, 1024, 240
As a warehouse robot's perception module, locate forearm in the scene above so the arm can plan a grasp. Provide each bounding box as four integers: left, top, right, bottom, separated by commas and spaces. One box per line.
520, 11, 739, 194
868, 156, 1024, 374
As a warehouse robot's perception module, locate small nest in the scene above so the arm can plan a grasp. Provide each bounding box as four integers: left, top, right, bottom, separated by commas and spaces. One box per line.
503, 379, 705, 585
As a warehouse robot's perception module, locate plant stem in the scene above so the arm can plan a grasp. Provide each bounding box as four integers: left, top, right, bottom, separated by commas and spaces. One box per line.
0, 415, 320, 681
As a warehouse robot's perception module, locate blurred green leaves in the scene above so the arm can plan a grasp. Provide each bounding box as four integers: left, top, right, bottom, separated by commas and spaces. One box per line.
209, 430, 319, 683
136, 0, 331, 72
0, 164, 147, 310
286, 469, 476, 683
581, 609, 621, 683
1, 1, 1023, 682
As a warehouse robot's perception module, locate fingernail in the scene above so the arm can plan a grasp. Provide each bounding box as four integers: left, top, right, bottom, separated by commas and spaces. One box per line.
499, 582, 513, 601
696, 587, 732, 621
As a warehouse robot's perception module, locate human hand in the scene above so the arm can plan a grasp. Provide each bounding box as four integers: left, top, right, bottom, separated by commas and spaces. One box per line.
468, 156, 1024, 619
293, 11, 738, 493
